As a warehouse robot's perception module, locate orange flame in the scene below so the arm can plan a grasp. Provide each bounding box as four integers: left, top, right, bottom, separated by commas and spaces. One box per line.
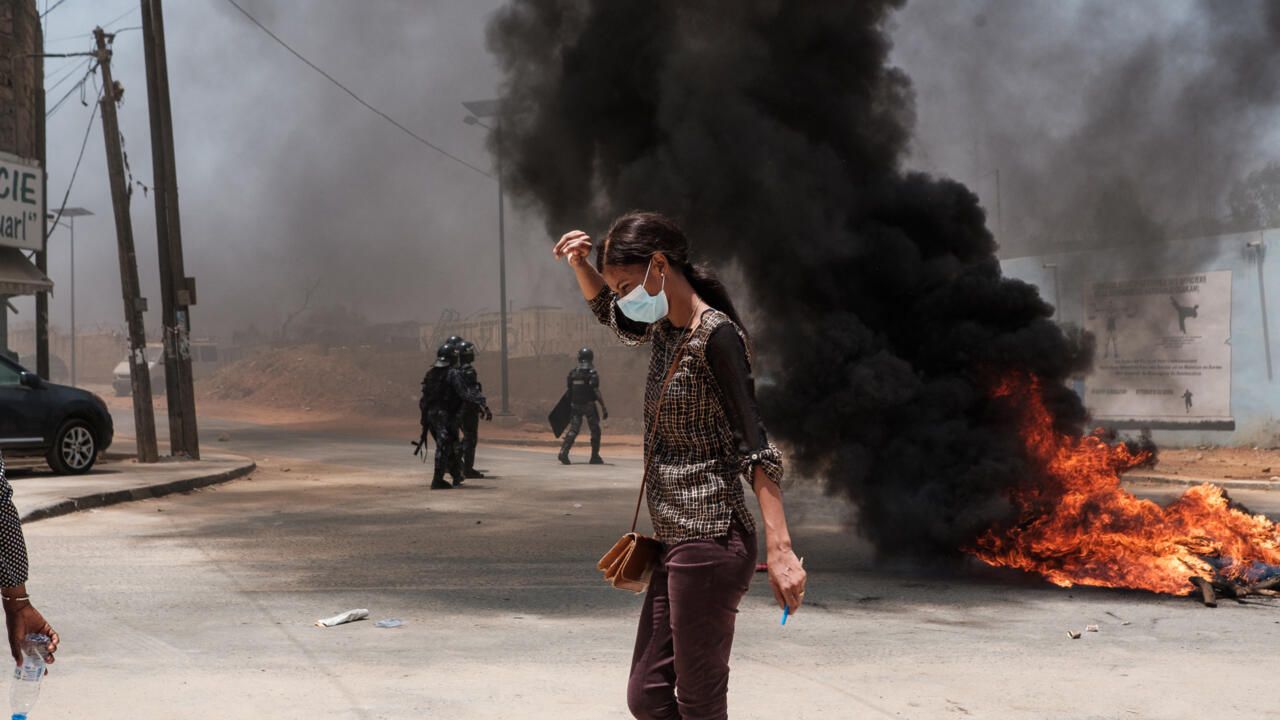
969, 374, 1280, 595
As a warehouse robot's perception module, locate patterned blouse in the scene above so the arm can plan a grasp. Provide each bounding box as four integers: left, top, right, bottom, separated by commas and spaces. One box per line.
0, 451, 30, 587
589, 287, 783, 543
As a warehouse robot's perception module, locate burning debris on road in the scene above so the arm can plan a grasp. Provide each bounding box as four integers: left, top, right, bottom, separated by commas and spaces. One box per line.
970, 374, 1280, 603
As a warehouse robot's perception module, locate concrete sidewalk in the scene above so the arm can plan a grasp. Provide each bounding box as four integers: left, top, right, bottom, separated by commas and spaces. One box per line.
1124, 471, 1280, 492
7, 451, 256, 522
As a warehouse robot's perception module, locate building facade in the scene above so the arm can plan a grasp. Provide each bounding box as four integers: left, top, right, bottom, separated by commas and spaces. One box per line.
0, 0, 47, 360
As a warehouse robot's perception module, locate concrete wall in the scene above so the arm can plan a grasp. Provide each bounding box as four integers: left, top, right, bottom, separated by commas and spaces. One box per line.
0, 0, 41, 161
1001, 229, 1279, 447
422, 306, 621, 359
7, 327, 129, 383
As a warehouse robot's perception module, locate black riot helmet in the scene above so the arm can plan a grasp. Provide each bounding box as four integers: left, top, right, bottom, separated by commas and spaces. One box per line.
447, 335, 464, 346
459, 341, 476, 365
577, 347, 594, 366
434, 342, 455, 368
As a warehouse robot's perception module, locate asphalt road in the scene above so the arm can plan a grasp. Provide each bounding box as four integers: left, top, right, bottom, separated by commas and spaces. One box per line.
19, 419, 1280, 719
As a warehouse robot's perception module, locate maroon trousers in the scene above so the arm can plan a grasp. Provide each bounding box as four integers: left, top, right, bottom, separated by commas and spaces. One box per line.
627, 521, 758, 720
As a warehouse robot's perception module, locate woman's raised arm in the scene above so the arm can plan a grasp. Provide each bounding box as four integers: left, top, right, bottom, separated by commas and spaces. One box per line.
553, 230, 606, 300
555, 229, 654, 345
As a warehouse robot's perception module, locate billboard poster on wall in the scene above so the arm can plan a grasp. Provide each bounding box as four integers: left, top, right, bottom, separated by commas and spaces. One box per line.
0, 155, 44, 252
1083, 270, 1232, 426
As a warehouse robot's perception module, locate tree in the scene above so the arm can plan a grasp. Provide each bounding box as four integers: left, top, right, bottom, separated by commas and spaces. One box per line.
279, 277, 321, 342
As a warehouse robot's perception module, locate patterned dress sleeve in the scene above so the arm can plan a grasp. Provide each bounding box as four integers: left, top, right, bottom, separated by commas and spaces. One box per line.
704, 325, 784, 487
587, 286, 656, 346
0, 452, 30, 587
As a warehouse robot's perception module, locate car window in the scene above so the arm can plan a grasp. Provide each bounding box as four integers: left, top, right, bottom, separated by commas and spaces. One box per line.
0, 362, 21, 386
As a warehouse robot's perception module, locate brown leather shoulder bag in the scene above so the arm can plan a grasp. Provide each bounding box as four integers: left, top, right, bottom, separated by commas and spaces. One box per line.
597, 326, 694, 593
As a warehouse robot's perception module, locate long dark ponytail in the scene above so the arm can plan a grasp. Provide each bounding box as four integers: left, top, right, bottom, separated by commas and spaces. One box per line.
598, 211, 748, 333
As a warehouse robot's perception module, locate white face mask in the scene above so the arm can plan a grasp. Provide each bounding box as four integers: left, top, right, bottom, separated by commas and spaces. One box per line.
616, 257, 669, 323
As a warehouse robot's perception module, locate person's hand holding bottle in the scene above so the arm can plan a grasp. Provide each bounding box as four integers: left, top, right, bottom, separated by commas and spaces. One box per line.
4, 587, 57, 666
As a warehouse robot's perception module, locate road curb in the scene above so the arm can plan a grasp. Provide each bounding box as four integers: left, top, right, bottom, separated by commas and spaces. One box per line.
20, 459, 257, 523
1124, 473, 1280, 492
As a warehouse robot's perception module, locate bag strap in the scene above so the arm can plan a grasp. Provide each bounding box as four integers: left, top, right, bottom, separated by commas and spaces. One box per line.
630, 312, 699, 533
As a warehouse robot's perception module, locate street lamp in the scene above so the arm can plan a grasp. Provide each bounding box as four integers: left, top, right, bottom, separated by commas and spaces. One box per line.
1042, 263, 1061, 321
462, 98, 510, 415
1247, 237, 1272, 381
47, 207, 93, 386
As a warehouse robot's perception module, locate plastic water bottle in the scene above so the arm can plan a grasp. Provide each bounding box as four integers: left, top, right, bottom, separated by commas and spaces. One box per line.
9, 634, 49, 720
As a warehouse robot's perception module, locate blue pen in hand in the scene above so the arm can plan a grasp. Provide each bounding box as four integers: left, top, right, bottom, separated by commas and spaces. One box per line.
780, 556, 805, 626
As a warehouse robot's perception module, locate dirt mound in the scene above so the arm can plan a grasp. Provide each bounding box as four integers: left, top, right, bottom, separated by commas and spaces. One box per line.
199, 344, 651, 427
201, 345, 422, 416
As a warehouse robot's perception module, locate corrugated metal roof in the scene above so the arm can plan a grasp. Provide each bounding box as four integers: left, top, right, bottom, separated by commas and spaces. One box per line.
0, 246, 52, 296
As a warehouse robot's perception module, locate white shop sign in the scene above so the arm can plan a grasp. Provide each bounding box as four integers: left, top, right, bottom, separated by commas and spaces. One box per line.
0, 155, 44, 252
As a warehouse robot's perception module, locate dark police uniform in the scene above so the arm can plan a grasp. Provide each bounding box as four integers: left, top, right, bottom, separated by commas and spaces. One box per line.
420, 364, 460, 488
457, 345, 485, 478
559, 356, 604, 464
445, 362, 488, 484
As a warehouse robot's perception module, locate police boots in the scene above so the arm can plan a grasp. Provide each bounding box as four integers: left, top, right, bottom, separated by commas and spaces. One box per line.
589, 435, 604, 464
431, 469, 452, 490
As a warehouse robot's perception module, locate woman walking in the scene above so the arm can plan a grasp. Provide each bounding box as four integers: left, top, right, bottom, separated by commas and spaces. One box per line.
554, 212, 806, 719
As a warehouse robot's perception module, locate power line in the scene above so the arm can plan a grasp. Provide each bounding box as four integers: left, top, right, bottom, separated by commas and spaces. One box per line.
44, 55, 80, 76
46, 62, 95, 119
45, 6, 137, 44
40, 0, 69, 19
45, 55, 87, 86
103, 5, 138, 29
217, 0, 491, 179
47, 92, 102, 239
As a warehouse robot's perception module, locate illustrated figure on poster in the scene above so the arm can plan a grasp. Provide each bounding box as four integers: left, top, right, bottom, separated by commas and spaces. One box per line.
1170, 296, 1198, 334
1103, 307, 1120, 359
1183, 388, 1194, 413
1087, 298, 1138, 360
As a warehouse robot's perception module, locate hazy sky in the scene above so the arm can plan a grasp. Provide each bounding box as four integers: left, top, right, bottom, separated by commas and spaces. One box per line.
14, 0, 1280, 344
22, 0, 551, 342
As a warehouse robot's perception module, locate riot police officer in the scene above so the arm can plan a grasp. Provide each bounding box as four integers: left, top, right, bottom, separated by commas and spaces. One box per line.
446, 340, 491, 484
456, 340, 487, 478
559, 347, 607, 465
420, 341, 462, 489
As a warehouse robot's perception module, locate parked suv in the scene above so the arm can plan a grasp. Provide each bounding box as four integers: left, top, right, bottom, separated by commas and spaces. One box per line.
0, 355, 114, 474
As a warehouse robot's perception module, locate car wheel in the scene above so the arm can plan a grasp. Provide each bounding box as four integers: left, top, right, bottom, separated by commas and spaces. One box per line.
48, 419, 98, 475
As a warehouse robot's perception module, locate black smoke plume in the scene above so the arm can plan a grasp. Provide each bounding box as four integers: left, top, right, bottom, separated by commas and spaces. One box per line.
486, 0, 1089, 557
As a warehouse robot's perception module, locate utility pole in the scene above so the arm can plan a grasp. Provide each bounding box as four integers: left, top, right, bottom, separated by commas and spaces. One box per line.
462, 99, 510, 414
94, 27, 159, 463
140, 0, 199, 458
35, 12, 48, 381
496, 122, 509, 415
